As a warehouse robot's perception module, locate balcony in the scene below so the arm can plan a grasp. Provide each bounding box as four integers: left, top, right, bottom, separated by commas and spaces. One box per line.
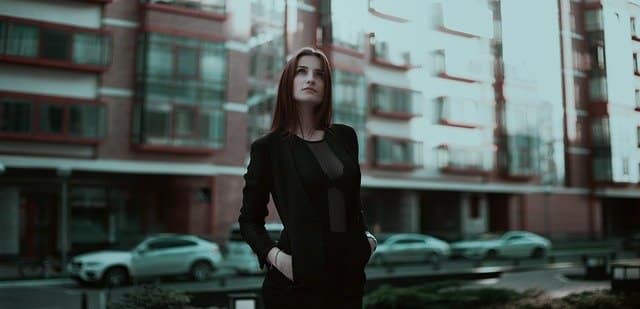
370, 84, 421, 120
435, 1, 493, 39
497, 134, 542, 180
372, 135, 423, 170
0, 17, 112, 72
433, 50, 491, 83
145, 0, 226, 19
370, 41, 412, 70
436, 96, 489, 129
437, 144, 493, 176
0, 91, 106, 144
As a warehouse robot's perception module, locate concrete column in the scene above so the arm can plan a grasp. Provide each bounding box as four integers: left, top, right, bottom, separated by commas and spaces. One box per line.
0, 187, 20, 255
57, 168, 71, 272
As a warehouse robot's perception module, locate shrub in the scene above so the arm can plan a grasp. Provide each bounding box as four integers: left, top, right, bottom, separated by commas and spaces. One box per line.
110, 284, 191, 309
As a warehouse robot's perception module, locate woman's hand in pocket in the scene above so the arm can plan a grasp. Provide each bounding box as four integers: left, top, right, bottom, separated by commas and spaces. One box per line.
275, 252, 294, 282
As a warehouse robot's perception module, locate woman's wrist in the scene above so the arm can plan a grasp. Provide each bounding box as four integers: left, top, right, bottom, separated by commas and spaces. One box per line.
365, 231, 377, 251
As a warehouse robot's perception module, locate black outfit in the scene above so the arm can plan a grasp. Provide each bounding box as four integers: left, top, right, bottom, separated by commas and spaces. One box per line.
238, 124, 371, 309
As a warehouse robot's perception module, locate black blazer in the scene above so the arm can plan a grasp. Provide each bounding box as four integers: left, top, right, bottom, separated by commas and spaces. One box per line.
238, 123, 370, 288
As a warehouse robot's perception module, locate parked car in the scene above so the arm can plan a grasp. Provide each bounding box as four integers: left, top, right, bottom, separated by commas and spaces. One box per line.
369, 233, 450, 266
450, 231, 551, 260
224, 223, 283, 274
68, 234, 222, 287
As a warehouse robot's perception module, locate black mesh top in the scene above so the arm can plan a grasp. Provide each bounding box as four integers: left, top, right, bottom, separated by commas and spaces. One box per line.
291, 133, 359, 233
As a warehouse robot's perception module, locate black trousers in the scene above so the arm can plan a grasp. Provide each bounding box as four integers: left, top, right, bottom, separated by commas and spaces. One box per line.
262, 232, 366, 309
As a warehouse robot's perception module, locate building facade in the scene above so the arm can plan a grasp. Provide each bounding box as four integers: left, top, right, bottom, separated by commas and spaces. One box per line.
0, 0, 639, 269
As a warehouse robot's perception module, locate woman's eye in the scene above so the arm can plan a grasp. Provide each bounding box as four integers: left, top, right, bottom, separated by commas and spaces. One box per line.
296, 68, 306, 74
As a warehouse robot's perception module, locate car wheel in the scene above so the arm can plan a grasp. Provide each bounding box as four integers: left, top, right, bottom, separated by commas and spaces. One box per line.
485, 249, 498, 260
103, 267, 129, 287
530, 247, 546, 259
191, 261, 214, 281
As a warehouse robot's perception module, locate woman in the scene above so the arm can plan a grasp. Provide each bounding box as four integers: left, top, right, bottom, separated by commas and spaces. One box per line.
238, 47, 377, 308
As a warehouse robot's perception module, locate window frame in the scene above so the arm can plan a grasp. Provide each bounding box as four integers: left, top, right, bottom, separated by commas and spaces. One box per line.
0, 91, 105, 144
0, 15, 113, 72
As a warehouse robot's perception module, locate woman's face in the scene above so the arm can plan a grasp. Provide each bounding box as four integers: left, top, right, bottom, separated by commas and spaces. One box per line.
293, 55, 325, 106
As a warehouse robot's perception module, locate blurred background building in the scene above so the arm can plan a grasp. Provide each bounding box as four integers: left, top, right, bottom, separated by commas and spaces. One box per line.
0, 0, 638, 265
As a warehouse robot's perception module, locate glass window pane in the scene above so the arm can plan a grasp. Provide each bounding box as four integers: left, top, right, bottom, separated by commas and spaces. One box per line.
0, 99, 31, 133
173, 80, 199, 104
0, 21, 5, 54
145, 76, 172, 103
41, 28, 72, 60
174, 107, 196, 136
145, 108, 170, 138
69, 104, 104, 138
40, 104, 64, 134
73, 32, 104, 65
201, 47, 225, 81
147, 44, 173, 76
200, 108, 224, 148
6, 23, 39, 57
177, 47, 198, 78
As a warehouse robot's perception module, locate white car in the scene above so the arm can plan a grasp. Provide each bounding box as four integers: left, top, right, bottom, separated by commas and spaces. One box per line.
224, 223, 283, 274
369, 233, 451, 266
68, 234, 223, 286
450, 231, 552, 260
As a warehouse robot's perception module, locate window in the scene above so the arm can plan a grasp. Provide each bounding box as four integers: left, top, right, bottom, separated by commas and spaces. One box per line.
591, 118, 610, 145
6, 23, 39, 57
41, 28, 72, 60
0, 93, 105, 141
635, 90, 640, 109
632, 17, 637, 37
371, 85, 417, 115
591, 45, 605, 71
0, 99, 31, 133
637, 126, 640, 147
635, 53, 640, 74
136, 33, 226, 149
147, 0, 226, 15
622, 157, 630, 176
69, 104, 104, 138
585, 9, 603, 31
2, 18, 111, 68
40, 104, 64, 134
73, 32, 111, 65
588, 77, 607, 101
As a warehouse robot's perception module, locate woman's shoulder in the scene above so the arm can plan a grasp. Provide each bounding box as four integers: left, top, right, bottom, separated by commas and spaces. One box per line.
330, 123, 356, 135
251, 130, 285, 148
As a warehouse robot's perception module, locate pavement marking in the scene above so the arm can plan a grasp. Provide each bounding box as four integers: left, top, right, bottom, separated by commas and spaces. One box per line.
0, 279, 73, 289
554, 273, 570, 283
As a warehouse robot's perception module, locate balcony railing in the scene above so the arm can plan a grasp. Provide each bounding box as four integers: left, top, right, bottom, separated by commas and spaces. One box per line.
437, 144, 493, 175
373, 136, 423, 170
437, 96, 489, 128
147, 0, 226, 15
497, 134, 542, 179
370, 84, 420, 119
371, 41, 411, 69
434, 50, 491, 83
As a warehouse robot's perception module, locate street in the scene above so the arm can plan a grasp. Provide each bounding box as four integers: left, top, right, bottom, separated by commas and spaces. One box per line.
1, 249, 635, 309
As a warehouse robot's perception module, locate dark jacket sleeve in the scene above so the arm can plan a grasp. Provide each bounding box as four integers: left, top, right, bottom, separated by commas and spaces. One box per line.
341, 124, 370, 232
238, 138, 276, 269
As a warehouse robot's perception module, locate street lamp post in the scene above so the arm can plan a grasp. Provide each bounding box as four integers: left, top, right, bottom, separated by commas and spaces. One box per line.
57, 167, 71, 273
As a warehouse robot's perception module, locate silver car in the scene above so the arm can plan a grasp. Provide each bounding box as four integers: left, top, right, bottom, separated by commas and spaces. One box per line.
68, 234, 222, 286
224, 223, 283, 274
450, 231, 552, 260
369, 233, 451, 266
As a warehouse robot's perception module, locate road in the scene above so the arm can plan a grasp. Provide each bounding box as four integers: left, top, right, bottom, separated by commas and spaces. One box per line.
0, 250, 635, 309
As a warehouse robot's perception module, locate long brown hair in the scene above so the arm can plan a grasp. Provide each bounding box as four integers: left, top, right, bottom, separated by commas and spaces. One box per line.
270, 47, 333, 137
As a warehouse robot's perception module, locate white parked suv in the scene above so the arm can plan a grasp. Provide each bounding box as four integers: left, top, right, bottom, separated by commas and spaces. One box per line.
224, 223, 283, 274
68, 234, 222, 286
